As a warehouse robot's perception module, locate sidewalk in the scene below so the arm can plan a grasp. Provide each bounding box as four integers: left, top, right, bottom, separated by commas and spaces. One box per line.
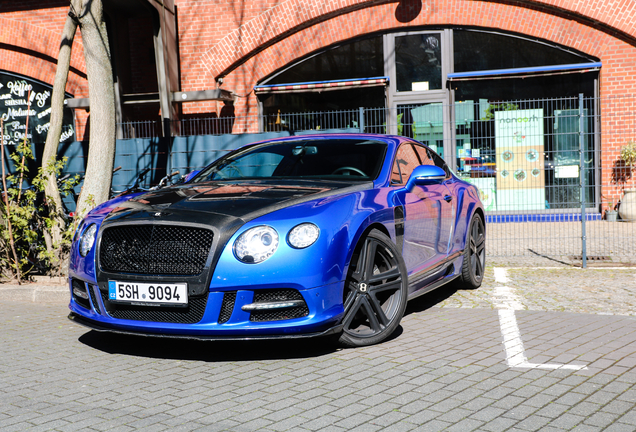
3, 267, 636, 432
0, 276, 67, 303
2, 256, 634, 305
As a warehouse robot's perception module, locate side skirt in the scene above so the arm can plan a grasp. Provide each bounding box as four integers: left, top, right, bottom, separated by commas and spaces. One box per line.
407, 252, 463, 301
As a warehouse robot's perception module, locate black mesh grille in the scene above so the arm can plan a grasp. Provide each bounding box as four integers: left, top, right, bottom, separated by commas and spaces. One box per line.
250, 289, 309, 322
218, 292, 236, 323
88, 284, 101, 314
100, 291, 208, 324
100, 225, 214, 275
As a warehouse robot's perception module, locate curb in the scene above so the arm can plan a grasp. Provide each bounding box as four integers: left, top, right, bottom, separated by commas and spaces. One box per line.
0, 284, 68, 304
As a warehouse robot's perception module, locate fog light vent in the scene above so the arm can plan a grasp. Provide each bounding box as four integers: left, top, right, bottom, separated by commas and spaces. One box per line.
72, 279, 91, 310
218, 292, 236, 324
88, 284, 101, 314
247, 289, 309, 322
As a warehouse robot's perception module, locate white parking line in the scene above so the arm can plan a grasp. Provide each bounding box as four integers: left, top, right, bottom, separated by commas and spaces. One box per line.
493, 267, 588, 370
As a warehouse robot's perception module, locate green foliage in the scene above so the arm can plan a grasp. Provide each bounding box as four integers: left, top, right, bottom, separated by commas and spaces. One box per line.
1, 140, 79, 281
621, 140, 636, 167
481, 103, 520, 121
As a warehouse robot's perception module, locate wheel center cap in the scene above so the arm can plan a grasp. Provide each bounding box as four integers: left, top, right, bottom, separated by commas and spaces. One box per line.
359, 283, 368, 292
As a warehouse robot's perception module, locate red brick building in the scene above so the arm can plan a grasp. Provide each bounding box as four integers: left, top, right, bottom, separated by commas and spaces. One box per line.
2, 0, 636, 214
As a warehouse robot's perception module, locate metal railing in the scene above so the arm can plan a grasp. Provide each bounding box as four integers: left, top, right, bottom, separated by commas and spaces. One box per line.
107, 95, 636, 260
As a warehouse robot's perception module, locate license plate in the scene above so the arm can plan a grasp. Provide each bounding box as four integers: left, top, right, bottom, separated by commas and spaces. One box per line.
108, 281, 188, 306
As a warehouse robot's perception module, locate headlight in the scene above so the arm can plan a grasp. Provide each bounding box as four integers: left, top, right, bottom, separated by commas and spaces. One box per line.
233, 225, 279, 263
79, 224, 97, 257
288, 223, 320, 249
72, 220, 85, 242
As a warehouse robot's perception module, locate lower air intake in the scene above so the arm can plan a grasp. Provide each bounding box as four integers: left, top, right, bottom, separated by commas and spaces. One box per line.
249, 289, 309, 322
100, 291, 207, 324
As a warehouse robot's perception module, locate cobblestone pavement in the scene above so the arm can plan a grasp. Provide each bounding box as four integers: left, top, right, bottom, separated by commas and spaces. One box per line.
2, 266, 636, 431
487, 220, 636, 257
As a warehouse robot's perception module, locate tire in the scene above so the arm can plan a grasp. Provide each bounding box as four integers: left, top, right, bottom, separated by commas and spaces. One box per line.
459, 213, 486, 289
338, 229, 408, 347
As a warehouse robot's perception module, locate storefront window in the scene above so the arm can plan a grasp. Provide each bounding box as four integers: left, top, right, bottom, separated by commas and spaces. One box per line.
259, 35, 386, 128
453, 30, 595, 72
264, 36, 384, 85
450, 31, 599, 211
454, 94, 596, 211
395, 34, 442, 92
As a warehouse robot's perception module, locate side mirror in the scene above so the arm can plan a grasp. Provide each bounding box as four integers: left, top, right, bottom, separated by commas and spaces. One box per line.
405, 165, 446, 190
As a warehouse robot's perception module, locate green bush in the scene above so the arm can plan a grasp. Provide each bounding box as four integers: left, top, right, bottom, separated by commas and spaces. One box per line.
1, 139, 78, 281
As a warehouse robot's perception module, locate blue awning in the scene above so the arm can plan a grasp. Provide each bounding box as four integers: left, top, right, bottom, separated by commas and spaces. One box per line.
255, 76, 389, 93
448, 62, 602, 81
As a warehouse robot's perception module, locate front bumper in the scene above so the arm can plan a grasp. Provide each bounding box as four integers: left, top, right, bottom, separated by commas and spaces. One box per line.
68, 278, 345, 339
68, 311, 343, 341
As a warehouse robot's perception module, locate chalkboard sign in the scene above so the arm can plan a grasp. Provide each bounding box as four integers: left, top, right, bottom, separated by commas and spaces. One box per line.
0, 71, 75, 147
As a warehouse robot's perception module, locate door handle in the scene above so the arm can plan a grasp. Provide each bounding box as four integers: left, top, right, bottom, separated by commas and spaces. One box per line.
443, 195, 453, 202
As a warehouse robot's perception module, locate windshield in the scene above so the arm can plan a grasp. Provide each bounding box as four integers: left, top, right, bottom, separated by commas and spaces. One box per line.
192, 138, 387, 183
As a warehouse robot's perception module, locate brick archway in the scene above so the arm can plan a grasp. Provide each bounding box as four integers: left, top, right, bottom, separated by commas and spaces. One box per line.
207, 0, 636, 205
214, 0, 636, 116
0, 17, 86, 94
201, 0, 636, 80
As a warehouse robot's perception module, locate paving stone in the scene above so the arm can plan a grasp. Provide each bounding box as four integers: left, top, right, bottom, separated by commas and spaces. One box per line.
3, 266, 636, 431
583, 411, 621, 428
548, 412, 586, 429
603, 423, 636, 432
479, 417, 519, 431
534, 402, 571, 419
513, 414, 553, 431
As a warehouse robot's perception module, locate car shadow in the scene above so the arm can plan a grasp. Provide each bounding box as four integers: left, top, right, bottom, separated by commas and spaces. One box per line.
404, 282, 459, 316
77, 282, 458, 360
78, 330, 341, 361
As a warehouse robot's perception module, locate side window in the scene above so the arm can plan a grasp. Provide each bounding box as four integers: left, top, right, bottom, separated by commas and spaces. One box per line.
413, 145, 436, 166
391, 144, 420, 186
430, 151, 451, 177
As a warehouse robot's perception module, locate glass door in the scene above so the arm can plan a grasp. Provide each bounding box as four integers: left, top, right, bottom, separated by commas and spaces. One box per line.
385, 30, 453, 160
396, 102, 446, 158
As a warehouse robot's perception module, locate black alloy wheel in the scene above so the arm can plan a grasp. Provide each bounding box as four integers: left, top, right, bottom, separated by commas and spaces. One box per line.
460, 214, 486, 289
339, 229, 408, 347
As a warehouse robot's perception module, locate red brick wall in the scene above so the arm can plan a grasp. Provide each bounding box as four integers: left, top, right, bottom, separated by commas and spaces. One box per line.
3, 0, 636, 205
172, 0, 636, 206
0, 5, 89, 138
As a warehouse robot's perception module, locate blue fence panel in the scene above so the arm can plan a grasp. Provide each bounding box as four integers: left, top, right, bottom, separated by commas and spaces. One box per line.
111, 138, 168, 192
168, 132, 289, 175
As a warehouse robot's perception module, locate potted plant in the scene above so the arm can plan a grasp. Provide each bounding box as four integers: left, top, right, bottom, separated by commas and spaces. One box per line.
619, 140, 636, 222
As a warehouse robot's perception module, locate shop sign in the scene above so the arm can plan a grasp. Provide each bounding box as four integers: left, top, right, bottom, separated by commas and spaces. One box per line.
555, 165, 579, 178
0, 71, 75, 147
466, 177, 497, 211
495, 108, 545, 211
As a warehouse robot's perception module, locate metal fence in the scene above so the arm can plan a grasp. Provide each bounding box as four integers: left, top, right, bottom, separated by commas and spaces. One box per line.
112, 95, 636, 261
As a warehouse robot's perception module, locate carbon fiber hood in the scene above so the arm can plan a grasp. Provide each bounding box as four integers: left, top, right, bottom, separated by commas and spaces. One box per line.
95, 180, 372, 298
103, 179, 372, 226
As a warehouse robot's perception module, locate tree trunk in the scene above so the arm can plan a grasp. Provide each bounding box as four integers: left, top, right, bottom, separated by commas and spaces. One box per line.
41, 13, 78, 268
41, 0, 116, 275
74, 0, 116, 217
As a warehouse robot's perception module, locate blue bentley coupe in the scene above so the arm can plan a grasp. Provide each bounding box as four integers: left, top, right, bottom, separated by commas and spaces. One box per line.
68, 134, 485, 347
